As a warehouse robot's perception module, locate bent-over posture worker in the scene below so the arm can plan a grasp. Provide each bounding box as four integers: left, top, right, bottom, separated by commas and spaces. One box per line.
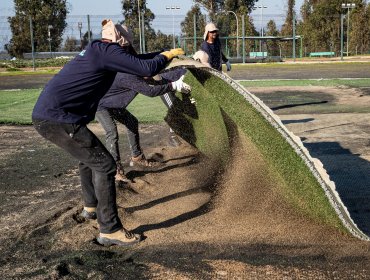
95, 25, 190, 181
32, 19, 184, 247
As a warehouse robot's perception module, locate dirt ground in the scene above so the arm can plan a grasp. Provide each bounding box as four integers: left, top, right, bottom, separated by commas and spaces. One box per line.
0, 83, 370, 279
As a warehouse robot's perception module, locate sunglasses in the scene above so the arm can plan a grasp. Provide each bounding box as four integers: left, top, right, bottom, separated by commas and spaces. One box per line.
209, 30, 218, 33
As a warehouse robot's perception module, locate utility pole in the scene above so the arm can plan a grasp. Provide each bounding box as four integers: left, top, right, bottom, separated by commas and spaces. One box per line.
78, 22, 82, 49
138, 0, 142, 53
29, 15, 35, 71
225, 11, 239, 58
47, 25, 53, 58
166, 5, 180, 49
253, 4, 268, 54
341, 3, 356, 56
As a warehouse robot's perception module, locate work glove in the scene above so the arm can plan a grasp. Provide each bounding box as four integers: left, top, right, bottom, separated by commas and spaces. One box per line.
226, 60, 232, 71
161, 48, 185, 61
171, 75, 191, 94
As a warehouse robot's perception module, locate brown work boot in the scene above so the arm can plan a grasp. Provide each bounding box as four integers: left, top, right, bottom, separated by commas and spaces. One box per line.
129, 154, 161, 169
97, 228, 141, 247
115, 161, 129, 182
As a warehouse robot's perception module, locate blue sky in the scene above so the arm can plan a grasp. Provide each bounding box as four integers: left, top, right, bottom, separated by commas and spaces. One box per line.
0, 0, 305, 51
2, 0, 305, 18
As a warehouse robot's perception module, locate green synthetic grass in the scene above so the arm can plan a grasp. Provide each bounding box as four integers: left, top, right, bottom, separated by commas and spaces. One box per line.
0, 89, 40, 124
181, 69, 345, 232
0, 69, 60, 76
127, 94, 167, 123
239, 78, 370, 87
0, 89, 167, 125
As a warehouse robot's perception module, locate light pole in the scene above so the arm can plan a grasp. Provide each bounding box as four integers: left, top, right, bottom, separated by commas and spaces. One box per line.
341, 3, 356, 57
166, 5, 180, 48
225, 11, 239, 58
78, 22, 82, 49
47, 25, 53, 58
253, 4, 268, 53
138, 0, 142, 53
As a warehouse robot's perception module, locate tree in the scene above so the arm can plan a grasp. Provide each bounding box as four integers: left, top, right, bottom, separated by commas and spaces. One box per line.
349, 1, 370, 55
297, 0, 369, 55
195, 0, 257, 20
146, 31, 173, 52
63, 36, 78, 52
265, 20, 280, 56
7, 0, 68, 57
121, 0, 155, 52
180, 4, 206, 54
280, 0, 296, 57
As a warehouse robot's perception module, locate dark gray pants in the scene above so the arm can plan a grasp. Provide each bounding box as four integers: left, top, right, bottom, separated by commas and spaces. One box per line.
95, 108, 141, 160
33, 118, 123, 234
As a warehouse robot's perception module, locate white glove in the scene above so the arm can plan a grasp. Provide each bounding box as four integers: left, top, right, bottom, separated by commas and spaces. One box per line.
171, 75, 191, 94
226, 60, 232, 71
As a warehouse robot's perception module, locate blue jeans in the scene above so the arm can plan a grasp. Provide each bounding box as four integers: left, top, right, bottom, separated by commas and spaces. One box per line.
32, 118, 123, 234
95, 108, 141, 160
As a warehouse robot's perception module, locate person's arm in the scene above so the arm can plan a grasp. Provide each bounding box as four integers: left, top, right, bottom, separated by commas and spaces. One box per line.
117, 74, 174, 98
102, 45, 168, 77
136, 51, 162, 59
221, 52, 228, 63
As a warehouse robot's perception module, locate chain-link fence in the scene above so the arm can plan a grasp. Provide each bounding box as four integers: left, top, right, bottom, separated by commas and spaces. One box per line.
1, 12, 300, 61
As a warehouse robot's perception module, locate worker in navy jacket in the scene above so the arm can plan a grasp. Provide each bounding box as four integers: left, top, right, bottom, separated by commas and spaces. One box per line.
32, 19, 185, 247
95, 25, 190, 181
201, 22, 231, 71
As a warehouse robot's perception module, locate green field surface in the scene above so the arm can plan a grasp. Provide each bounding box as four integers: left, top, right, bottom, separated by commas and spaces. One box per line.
0, 89, 167, 125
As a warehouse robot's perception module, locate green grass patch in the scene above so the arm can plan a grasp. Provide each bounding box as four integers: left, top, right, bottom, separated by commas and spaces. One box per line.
0, 88, 168, 125
239, 78, 370, 88
0, 69, 60, 76
127, 94, 167, 123
0, 89, 41, 124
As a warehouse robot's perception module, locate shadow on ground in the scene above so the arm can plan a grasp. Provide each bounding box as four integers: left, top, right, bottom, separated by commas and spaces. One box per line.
303, 141, 370, 235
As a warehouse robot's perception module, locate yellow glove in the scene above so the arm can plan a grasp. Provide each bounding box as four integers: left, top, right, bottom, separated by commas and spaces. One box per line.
160, 48, 185, 60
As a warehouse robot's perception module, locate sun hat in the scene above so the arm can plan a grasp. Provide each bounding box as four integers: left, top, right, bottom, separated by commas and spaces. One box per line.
101, 19, 120, 42
203, 22, 219, 40
193, 50, 211, 67
115, 24, 134, 47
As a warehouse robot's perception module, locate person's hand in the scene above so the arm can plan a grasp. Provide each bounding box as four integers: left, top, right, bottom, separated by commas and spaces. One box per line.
226, 60, 232, 71
171, 75, 191, 94
161, 48, 185, 60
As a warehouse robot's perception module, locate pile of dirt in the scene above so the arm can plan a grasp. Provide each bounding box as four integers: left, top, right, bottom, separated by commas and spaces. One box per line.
1, 124, 369, 279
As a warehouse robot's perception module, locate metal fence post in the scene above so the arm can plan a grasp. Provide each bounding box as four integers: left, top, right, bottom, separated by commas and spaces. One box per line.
242, 15, 245, 63
141, 13, 146, 53
293, 13, 296, 61
193, 14, 197, 54
341, 13, 344, 61
87, 15, 91, 42
29, 15, 35, 71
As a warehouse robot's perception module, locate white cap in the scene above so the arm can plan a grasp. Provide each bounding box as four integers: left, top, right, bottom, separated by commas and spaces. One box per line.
203, 22, 219, 40
101, 19, 120, 42
115, 24, 134, 46
193, 50, 211, 67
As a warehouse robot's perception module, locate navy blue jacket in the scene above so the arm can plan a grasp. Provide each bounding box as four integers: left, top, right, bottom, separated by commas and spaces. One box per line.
98, 68, 187, 110
201, 40, 228, 71
32, 40, 167, 124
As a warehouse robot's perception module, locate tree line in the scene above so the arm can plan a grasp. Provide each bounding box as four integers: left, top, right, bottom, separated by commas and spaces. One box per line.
6, 0, 370, 58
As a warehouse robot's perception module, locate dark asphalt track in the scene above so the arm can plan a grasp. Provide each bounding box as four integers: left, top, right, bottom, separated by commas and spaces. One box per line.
229, 62, 370, 80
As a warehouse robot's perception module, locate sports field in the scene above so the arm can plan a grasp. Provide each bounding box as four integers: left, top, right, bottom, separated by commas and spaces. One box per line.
0, 61, 369, 278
